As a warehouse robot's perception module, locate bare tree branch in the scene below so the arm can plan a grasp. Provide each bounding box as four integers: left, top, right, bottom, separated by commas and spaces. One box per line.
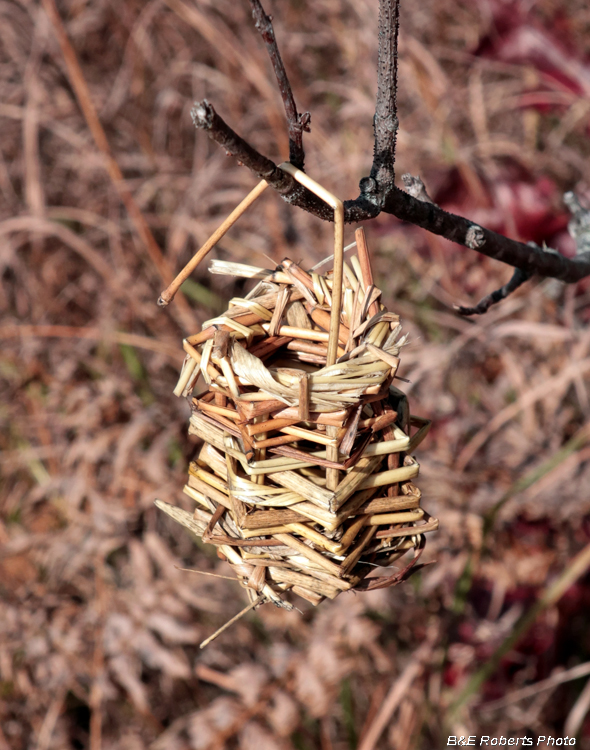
190, 99, 590, 285
185, 2, 590, 306
190, 100, 380, 223
455, 268, 532, 316
190, 99, 322, 216
248, 0, 310, 170
382, 188, 590, 283
370, 0, 400, 201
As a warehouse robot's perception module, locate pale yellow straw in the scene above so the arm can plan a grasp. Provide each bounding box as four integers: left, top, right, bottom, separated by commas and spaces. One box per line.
278, 163, 344, 368
158, 179, 269, 307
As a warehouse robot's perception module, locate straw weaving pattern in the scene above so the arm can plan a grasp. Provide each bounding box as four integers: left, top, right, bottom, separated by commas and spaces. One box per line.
157, 249, 437, 609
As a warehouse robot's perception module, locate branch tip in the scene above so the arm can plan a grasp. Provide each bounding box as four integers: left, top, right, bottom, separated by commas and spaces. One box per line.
183, 14, 590, 291
455, 268, 531, 316
248, 0, 307, 168
191, 100, 214, 130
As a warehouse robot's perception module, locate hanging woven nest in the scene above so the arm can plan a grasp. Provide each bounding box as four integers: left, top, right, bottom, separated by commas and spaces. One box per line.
156, 164, 438, 624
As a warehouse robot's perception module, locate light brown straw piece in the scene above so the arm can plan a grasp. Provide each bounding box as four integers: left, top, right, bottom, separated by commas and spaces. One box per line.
282, 264, 317, 306
214, 392, 227, 408
252, 433, 304, 449
182, 339, 221, 382
374, 518, 439, 539
338, 515, 369, 552
298, 373, 310, 421
291, 587, 324, 605
273, 406, 347, 426
357, 462, 420, 490
199, 594, 266, 649
173, 356, 198, 397
365, 343, 400, 373
186, 476, 232, 510
280, 425, 338, 446
269, 446, 343, 470
339, 403, 363, 457
287, 340, 329, 357
357, 494, 420, 515
238, 392, 285, 402
286, 522, 344, 554
361, 411, 399, 432
246, 416, 301, 437
331, 455, 384, 511
159, 179, 269, 306
174, 566, 238, 581
286, 300, 313, 329
340, 526, 378, 575
268, 286, 290, 338
202, 503, 226, 541
308, 306, 350, 345
268, 568, 340, 599
260, 324, 343, 351
196, 400, 240, 421
241, 525, 293, 538
365, 509, 424, 526
241, 507, 308, 530
325, 425, 340, 491
281, 260, 316, 292
268, 470, 334, 510
237, 399, 288, 420
274, 533, 342, 577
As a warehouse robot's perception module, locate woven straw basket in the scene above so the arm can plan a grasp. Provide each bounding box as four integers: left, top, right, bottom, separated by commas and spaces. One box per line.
156, 163, 437, 628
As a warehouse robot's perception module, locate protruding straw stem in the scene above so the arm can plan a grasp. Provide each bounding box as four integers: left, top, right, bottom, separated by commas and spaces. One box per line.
199, 594, 265, 649
158, 179, 269, 307
278, 163, 344, 367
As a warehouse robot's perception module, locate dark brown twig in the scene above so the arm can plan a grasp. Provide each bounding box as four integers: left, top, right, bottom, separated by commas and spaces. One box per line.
190, 101, 590, 284
381, 189, 590, 283
187, 3, 590, 309
191, 100, 325, 217
370, 0, 400, 201
455, 268, 532, 316
248, 0, 310, 170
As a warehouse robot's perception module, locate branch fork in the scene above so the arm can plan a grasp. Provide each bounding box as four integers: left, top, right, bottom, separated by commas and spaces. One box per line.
175, 0, 590, 315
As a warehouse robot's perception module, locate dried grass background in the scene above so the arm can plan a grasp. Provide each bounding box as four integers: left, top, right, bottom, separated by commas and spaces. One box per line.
3, 0, 590, 748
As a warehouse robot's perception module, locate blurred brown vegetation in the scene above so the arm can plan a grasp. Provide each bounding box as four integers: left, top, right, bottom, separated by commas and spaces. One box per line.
3, 0, 590, 748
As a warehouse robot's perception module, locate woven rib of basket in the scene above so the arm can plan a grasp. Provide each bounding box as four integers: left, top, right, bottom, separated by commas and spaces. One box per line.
156, 165, 437, 612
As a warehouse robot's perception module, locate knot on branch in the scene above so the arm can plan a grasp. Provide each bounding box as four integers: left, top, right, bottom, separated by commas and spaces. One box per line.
191, 100, 214, 130
359, 176, 382, 207
374, 113, 398, 135
360, 176, 378, 196
401, 174, 436, 205
297, 112, 311, 133
465, 224, 485, 250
